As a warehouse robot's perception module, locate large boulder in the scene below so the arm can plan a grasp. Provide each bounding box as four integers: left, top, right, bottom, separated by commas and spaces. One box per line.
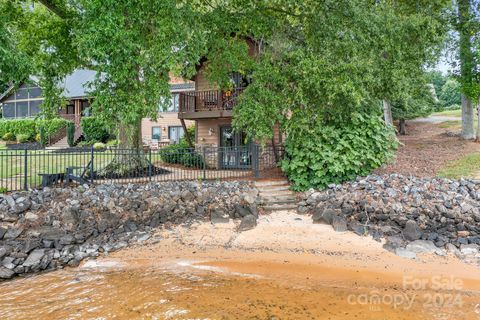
403, 220, 422, 241
238, 215, 257, 232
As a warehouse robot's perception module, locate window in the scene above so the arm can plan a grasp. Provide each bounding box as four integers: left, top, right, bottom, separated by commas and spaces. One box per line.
168, 126, 184, 144
2, 103, 15, 118
29, 100, 42, 116
29, 87, 42, 98
152, 127, 161, 140
167, 93, 180, 112
66, 104, 75, 114
16, 101, 29, 118
16, 88, 29, 100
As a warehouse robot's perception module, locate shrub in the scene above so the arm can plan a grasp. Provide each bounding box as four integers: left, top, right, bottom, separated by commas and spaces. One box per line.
281, 112, 398, 191
36, 118, 70, 139
106, 139, 119, 147
77, 140, 95, 147
0, 119, 36, 140
16, 134, 30, 143
81, 117, 111, 142
2, 132, 15, 141
67, 122, 75, 147
159, 144, 204, 168
0, 187, 7, 193
93, 142, 106, 150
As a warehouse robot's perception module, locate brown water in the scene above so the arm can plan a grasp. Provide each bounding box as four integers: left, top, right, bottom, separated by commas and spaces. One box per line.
0, 259, 478, 320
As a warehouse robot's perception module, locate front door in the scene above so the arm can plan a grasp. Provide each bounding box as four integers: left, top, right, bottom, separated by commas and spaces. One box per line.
219, 126, 251, 169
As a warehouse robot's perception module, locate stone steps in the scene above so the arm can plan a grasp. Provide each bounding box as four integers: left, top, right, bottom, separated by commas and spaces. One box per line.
255, 179, 297, 211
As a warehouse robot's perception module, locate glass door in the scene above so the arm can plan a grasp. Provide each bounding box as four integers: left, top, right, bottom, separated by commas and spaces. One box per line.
219, 126, 251, 169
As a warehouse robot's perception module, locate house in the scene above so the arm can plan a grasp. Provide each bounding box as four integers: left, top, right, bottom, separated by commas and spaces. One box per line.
0, 69, 194, 146
176, 38, 283, 169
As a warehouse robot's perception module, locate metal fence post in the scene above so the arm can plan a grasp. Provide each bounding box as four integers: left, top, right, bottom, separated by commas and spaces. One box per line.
148, 149, 152, 181
202, 147, 206, 180
252, 144, 260, 179
23, 149, 28, 191
90, 146, 94, 184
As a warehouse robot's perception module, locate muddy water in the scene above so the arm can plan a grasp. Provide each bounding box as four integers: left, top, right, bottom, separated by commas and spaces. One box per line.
0, 259, 478, 320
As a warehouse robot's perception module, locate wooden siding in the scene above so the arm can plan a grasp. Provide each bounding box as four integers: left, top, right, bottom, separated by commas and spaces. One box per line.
141, 113, 194, 142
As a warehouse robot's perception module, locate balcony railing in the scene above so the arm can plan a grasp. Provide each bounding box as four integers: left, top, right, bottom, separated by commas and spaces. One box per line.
178, 87, 245, 113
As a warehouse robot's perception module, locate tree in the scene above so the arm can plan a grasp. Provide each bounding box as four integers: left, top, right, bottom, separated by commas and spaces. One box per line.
392, 81, 437, 135
453, 0, 477, 139
439, 78, 462, 108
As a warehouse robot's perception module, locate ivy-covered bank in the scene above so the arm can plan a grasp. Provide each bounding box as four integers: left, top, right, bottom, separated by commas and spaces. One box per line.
0, 182, 259, 280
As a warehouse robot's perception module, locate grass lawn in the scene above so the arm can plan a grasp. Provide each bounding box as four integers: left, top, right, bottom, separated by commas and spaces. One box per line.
433, 109, 462, 117
438, 153, 480, 179
0, 149, 169, 190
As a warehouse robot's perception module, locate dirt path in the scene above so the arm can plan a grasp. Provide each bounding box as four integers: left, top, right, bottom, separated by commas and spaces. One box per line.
376, 121, 480, 177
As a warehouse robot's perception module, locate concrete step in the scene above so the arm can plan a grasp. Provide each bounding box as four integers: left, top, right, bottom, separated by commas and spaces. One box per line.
254, 180, 290, 187
262, 198, 297, 205
259, 189, 295, 196
262, 203, 298, 211
257, 185, 291, 192
262, 194, 297, 201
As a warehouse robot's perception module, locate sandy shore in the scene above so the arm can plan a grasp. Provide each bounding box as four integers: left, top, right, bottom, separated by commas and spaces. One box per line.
101, 210, 480, 319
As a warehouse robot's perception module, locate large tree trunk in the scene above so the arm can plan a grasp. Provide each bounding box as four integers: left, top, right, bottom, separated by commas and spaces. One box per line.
476, 99, 480, 142
458, 0, 475, 140
98, 119, 150, 177
398, 118, 406, 135
383, 99, 393, 126
461, 94, 475, 139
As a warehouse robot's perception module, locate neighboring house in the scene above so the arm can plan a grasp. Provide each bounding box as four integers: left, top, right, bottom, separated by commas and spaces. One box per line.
177, 38, 283, 169
0, 70, 194, 146
0, 69, 96, 127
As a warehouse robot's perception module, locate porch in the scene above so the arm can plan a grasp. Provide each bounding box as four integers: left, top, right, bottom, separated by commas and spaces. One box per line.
178, 87, 245, 119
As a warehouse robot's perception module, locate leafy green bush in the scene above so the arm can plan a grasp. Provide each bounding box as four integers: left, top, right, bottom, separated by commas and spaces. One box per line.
77, 140, 95, 147
282, 112, 398, 191
2, 132, 15, 141
67, 122, 75, 147
0, 119, 36, 140
159, 125, 203, 167
36, 118, 70, 139
0, 187, 7, 193
93, 142, 106, 150
81, 117, 111, 142
16, 134, 30, 143
106, 139, 119, 147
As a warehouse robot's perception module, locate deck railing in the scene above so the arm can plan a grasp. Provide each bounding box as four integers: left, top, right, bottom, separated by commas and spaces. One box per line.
179, 87, 245, 113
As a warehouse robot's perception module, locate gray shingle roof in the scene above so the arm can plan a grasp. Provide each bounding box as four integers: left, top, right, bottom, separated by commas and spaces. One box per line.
170, 82, 195, 91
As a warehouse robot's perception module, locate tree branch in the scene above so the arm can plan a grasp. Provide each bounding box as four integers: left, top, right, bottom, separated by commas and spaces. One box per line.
36, 0, 67, 18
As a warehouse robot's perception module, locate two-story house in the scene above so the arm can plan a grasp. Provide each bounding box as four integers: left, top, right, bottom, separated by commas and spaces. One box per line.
177, 39, 283, 169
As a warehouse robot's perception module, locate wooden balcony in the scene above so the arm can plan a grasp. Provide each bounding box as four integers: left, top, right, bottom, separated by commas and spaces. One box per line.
178, 87, 245, 119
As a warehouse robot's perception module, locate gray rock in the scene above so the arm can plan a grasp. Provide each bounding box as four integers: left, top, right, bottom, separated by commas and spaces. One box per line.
0, 247, 6, 259
460, 244, 479, 255
403, 220, 422, 241
238, 215, 257, 232
0, 267, 15, 279
406, 240, 445, 256
3, 228, 23, 240
0, 227, 7, 240
331, 216, 347, 232
312, 208, 337, 225
22, 249, 45, 268
210, 209, 230, 224
395, 248, 417, 259
349, 222, 367, 236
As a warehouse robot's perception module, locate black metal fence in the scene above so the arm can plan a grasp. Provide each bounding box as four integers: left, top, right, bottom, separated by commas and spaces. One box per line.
0, 145, 285, 192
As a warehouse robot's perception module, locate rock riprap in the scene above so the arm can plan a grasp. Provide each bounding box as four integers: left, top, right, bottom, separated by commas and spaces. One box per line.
300, 174, 480, 261
0, 181, 259, 280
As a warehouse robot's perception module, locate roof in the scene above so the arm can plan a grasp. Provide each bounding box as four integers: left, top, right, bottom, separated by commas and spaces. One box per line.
0, 69, 193, 102
60, 69, 97, 98
170, 83, 195, 91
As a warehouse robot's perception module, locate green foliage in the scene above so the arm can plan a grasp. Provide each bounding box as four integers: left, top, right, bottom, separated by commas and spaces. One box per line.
36, 118, 70, 144
0, 187, 7, 193
93, 142, 106, 150
81, 117, 111, 143
282, 112, 398, 191
439, 78, 462, 108
159, 126, 203, 167
38, 126, 46, 147
106, 139, 119, 147
77, 140, 95, 147
392, 81, 437, 121
66, 122, 75, 147
16, 134, 30, 143
0, 119, 36, 140
2, 132, 15, 141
